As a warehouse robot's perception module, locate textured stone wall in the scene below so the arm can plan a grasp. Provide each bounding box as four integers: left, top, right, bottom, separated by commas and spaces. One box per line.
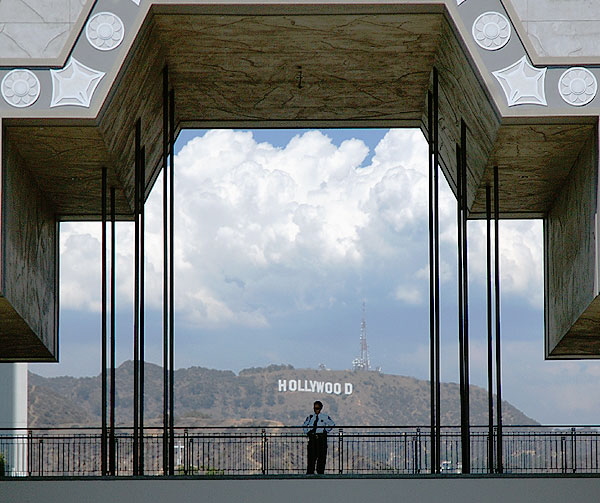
0, 0, 89, 61
545, 130, 598, 354
1, 139, 57, 360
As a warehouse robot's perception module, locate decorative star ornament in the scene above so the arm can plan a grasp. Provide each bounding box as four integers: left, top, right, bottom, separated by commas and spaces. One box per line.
50, 58, 105, 108
492, 56, 547, 106
457, 0, 467, 5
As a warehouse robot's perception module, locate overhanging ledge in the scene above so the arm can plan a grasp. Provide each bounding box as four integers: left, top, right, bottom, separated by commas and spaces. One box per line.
2, 0, 600, 360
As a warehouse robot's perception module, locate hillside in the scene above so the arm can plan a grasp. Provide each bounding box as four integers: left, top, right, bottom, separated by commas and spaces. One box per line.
28, 362, 538, 427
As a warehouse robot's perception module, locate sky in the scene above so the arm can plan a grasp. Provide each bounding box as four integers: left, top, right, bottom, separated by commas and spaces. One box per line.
30, 128, 600, 425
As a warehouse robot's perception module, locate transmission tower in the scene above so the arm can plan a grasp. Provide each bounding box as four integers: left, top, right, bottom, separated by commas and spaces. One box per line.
352, 302, 371, 371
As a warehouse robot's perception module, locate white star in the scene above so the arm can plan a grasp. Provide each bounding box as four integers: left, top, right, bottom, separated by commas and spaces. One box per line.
50, 58, 105, 108
457, 0, 467, 5
492, 56, 547, 106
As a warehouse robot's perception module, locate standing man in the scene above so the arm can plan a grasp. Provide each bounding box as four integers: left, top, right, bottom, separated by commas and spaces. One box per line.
302, 400, 335, 474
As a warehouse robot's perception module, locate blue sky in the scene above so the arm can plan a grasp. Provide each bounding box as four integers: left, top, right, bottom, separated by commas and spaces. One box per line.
32, 128, 600, 425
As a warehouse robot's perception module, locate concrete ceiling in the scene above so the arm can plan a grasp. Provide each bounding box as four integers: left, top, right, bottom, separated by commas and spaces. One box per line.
4, 6, 593, 222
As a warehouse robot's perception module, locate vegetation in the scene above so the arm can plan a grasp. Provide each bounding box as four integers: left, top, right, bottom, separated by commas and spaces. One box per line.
28, 362, 538, 427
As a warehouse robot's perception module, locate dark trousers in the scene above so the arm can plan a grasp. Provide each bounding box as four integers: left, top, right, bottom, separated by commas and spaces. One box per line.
306, 433, 328, 474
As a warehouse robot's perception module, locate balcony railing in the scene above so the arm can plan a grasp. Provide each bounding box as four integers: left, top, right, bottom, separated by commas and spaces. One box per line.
1, 426, 599, 477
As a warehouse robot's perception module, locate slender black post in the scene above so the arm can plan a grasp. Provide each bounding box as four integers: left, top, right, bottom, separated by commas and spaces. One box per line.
139, 145, 146, 474
486, 184, 494, 474
428, 89, 436, 474
133, 118, 141, 476
169, 88, 176, 475
433, 68, 441, 474
494, 165, 504, 473
109, 186, 116, 476
460, 119, 470, 474
456, 143, 466, 468
162, 65, 170, 475
101, 166, 108, 476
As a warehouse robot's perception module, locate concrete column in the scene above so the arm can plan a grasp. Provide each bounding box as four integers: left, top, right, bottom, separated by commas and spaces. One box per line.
0, 363, 28, 475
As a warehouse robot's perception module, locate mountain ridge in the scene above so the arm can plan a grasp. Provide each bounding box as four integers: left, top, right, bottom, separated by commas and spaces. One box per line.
28, 361, 538, 427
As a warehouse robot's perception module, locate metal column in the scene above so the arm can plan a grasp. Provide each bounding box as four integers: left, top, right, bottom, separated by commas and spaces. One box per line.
494, 165, 504, 473
109, 186, 116, 476
139, 145, 146, 474
168, 87, 176, 475
428, 67, 441, 474
457, 119, 471, 474
486, 184, 494, 473
133, 119, 142, 475
101, 166, 108, 475
162, 65, 170, 476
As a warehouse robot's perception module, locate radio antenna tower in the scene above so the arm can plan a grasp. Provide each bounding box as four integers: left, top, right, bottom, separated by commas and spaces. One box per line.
352, 302, 371, 371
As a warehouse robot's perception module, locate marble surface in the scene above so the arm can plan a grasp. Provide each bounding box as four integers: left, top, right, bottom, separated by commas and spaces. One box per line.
4, 0, 600, 61
0, 0, 88, 60
508, 0, 600, 58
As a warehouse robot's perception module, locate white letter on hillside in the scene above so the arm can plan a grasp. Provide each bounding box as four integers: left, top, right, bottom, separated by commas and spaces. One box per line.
344, 383, 353, 395
278, 379, 287, 392
316, 381, 324, 393
325, 382, 333, 394
289, 380, 297, 392
333, 383, 341, 395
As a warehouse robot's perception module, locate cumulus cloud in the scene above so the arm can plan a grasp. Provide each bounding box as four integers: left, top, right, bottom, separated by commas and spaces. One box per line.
467, 219, 543, 308
59, 129, 544, 328
152, 129, 436, 326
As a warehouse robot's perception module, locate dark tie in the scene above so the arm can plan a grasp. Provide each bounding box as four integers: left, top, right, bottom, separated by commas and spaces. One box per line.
311, 414, 319, 433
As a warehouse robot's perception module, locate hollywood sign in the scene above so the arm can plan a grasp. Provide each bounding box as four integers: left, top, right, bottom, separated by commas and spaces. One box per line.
277, 378, 354, 395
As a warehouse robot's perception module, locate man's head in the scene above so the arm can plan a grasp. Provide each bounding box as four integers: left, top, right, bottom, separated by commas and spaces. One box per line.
313, 401, 323, 413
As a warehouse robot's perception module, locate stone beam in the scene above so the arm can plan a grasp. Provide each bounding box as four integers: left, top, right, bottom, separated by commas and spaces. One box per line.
1, 126, 58, 360
545, 128, 600, 358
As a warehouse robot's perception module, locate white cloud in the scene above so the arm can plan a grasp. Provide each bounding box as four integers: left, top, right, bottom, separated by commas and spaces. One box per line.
59, 128, 543, 328
467, 219, 544, 307
394, 284, 423, 305
154, 129, 437, 323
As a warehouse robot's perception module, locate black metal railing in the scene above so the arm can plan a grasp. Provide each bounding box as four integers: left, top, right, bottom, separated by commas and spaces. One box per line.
1, 426, 599, 477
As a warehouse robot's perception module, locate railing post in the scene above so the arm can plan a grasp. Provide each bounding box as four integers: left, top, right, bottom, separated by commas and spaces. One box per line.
416, 427, 422, 474
261, 429, 267, 475
39, 439, 43, 477
492, 426, 497, 473
571, 427, 577, 473
561, 435, 566, 474
27, 429, 32, 477
338, 429, 343, 474
183, 428, 189, 475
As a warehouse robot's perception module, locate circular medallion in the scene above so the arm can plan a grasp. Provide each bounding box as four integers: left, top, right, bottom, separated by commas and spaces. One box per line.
472, 12, 511, 51
86, 12, 124, 51
558, 67, 597, 106
1, 69, 40, 108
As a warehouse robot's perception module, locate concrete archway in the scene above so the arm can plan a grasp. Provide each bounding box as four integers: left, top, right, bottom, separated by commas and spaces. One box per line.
0, 0, 598, 361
